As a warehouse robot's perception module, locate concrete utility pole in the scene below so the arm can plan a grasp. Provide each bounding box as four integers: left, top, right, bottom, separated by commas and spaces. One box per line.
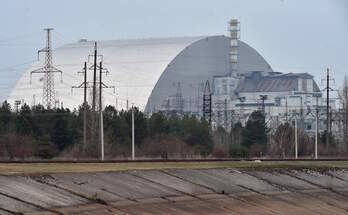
314, 95, 319, 159
166, 99, 170, 115
100, 109, 104, 160
295, 118, 298, 159
315, 110, 318, 159
285, 97, 288, 122
83, 62, 87, 150
326, 68, 330, 148
131, 104, 135, 160
115, 97, 118, 110
99, 61, 104, 161
299, 96, 304, 129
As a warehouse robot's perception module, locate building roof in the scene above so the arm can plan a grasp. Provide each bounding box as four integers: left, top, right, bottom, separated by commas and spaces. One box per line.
236, 71, 320, 93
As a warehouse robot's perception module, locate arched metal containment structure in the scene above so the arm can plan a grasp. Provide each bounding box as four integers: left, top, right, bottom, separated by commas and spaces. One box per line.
8, 35, 273, 113
145, 35, 273, 114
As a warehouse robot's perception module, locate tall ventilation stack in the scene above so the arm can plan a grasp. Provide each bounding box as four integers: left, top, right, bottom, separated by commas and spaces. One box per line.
228, 19, 240, 77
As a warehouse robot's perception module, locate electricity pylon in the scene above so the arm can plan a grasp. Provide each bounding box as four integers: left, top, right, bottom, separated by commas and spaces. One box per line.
203, 80, 212, 125
30, 28, 62, 108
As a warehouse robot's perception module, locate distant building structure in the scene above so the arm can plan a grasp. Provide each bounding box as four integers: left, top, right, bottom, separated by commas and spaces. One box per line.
7, 19, 328, 134
228, 71, 326, 133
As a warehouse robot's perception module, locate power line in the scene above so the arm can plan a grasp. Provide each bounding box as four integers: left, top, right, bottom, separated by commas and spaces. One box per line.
0, 60, 36, 72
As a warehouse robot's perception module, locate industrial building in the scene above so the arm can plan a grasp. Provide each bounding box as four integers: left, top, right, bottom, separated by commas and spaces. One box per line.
8, 19, 326, 132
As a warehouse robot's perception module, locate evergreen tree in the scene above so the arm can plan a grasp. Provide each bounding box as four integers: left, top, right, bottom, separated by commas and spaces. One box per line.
52, 112, 72, 150
148, 112, 168, 135
242, 110, 268, 149
181, 116, 213, 156
35, 134, 57, 159
0, 101, 12, 134
15, 104, 32, 136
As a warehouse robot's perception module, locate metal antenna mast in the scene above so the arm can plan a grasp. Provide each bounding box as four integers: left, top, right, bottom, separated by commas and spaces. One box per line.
30, 28, 62, 108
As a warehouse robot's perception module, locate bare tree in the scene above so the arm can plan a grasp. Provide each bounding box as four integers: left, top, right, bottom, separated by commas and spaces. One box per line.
270, 123, 293, 158
338, 75, 348, 154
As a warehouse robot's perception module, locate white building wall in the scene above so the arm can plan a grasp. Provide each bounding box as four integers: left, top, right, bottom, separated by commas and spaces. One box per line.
232, 88, 325, 133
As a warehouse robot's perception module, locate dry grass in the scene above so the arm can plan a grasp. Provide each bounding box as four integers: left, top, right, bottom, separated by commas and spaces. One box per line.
0, 161, 347, 175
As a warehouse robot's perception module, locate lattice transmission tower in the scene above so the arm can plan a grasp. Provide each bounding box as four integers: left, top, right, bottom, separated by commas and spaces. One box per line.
30, 28, 62, 108
203, 80, 212, 125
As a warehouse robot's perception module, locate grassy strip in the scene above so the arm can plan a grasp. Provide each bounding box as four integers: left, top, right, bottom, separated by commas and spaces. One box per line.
0, 161, 347, 175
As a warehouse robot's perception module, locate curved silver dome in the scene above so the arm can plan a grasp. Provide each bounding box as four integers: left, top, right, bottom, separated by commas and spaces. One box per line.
8, 35, 272, 111
145, 35, 273, 113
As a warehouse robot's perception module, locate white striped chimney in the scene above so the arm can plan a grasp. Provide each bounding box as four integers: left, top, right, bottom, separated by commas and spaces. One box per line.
229, 19, 240, 77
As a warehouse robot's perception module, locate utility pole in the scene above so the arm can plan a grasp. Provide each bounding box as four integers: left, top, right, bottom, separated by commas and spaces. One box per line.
131, 104, 135, 160
285, 97, 288, 122
322, 68, 335, 149
73, 46, 114, 157
315, 108, 318, 159
32, 94, 36, 107
300, 96, 304, 129
92, 42, 97, 112
295, 117, 298, 159
326, 68, 330, 148
14, 100, 21, 113
115, 97, 118, 110
259, 95, 267, 115
30, 28, 62, 109
314, 95, 319, 159
99, 61, 104, 161
72, 62, 89, 151
83, 62, 87, 150
166, 99, 170, 115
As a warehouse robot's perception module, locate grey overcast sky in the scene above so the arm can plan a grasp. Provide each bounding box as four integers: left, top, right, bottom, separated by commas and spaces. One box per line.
0, 0, 347, 101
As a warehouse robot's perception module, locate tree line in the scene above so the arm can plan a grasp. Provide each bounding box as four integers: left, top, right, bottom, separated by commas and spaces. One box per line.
0, 102, 214, 159
0, 99, 345, 160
